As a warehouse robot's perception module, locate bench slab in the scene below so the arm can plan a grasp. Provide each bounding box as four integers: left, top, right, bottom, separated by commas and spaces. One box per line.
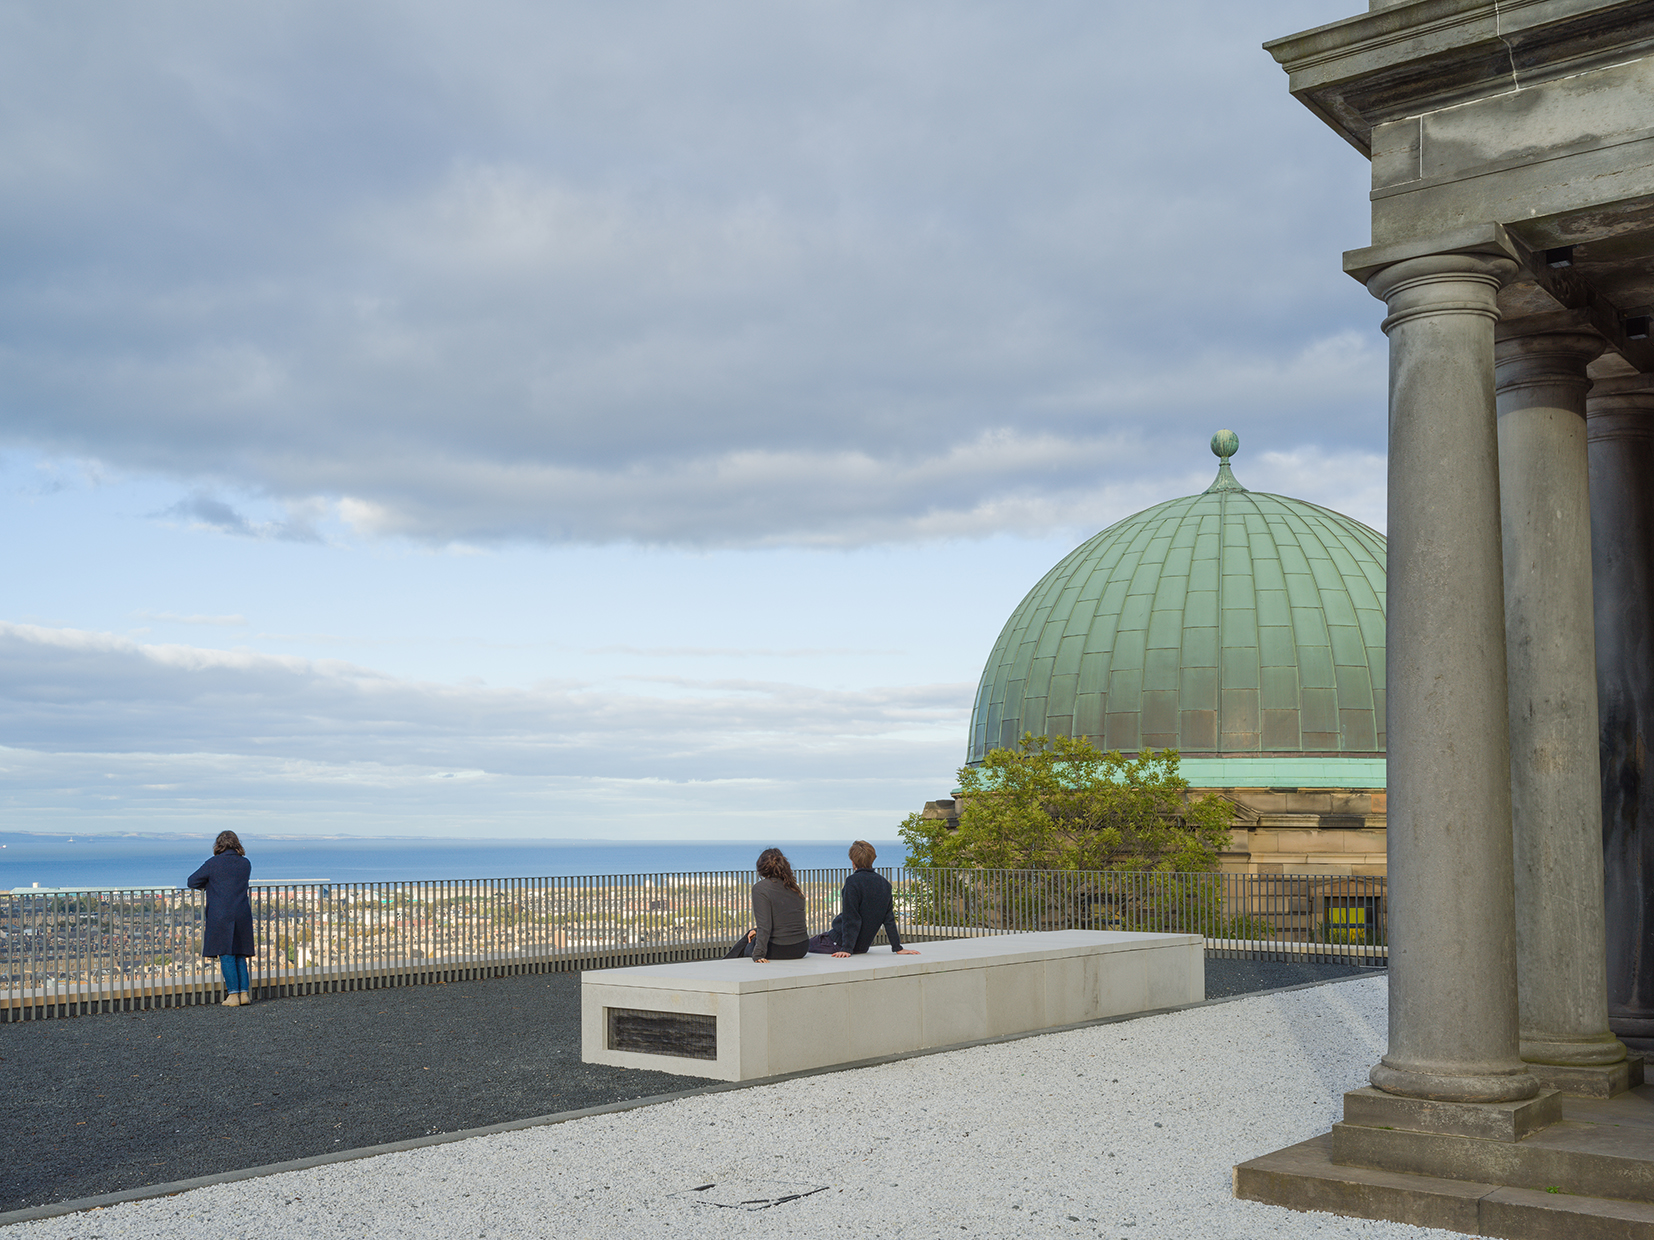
581, 929, 1202, 1081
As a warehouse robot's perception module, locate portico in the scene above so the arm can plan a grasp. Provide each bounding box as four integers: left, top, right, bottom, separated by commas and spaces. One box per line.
1235, 1, 1654, 1231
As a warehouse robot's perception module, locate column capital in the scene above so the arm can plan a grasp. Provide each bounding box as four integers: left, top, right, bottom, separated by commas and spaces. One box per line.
1366, 253, 1519, 335
1588, 372, 1654, 407
1587, 373, 1654, 443
1494, 309, 1597, 345
1494, 324, 1603, 417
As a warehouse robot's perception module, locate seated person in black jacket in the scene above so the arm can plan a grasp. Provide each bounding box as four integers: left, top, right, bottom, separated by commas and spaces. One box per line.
814, 840, 921, 959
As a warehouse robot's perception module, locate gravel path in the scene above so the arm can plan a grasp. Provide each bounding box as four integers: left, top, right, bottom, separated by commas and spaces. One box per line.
2, 972, 1450, 1240
0, 960, 1387, 1228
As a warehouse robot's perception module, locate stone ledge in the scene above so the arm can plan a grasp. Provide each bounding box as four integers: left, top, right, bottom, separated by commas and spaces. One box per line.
1528, 1055, 1644, 1100
1235, 1133, 1654, 1239
581, 930, 1204, 1081
1330, 1120, 1654, 1203
1342, 1085, 1562, 1141
1236, 1134, 1487, 1234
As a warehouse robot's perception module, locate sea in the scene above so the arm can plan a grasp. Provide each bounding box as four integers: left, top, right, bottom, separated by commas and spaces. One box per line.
0, 833, 909, 891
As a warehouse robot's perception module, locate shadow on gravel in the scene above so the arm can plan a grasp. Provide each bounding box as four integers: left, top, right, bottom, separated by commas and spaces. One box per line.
1204, 958, 1380, 999
0, 957, 1382, 1212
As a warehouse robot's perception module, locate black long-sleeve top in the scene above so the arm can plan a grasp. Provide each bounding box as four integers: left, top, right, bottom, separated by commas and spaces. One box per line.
750, 877, 808, 961
834, 867, 904, 954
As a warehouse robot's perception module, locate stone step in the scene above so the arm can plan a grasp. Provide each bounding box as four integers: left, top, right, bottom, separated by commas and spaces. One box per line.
1235, 1134, 1654, 1239
1332, 1118, 1654, 1203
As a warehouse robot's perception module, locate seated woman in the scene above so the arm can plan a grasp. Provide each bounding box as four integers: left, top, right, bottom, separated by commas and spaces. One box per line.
741, 847, 810, 963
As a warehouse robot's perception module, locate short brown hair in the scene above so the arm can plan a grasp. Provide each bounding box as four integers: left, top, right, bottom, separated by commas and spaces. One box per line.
848, 840, 876, 869
213, 830, 245, 857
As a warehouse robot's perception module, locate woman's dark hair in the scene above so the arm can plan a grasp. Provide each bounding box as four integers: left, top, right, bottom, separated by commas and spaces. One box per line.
756, 847, 801, 896
213, 830, 246, 857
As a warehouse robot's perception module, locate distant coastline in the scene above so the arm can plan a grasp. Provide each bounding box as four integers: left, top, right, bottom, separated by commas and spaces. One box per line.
0, 833, 909, 890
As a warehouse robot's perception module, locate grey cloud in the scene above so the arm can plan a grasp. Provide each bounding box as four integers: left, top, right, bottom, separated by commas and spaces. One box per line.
0, 0, 1373, 548
153, 493, 253, 535
0, 746, 941, 840
0, 623, 966, 785
0, 619, 966, 835
151, 492, 323, 542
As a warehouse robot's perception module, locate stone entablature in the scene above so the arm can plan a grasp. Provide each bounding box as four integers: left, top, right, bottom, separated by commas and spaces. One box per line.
1213, 786, 1386, 876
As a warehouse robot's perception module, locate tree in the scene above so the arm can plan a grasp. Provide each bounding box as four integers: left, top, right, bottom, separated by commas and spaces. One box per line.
899, 733, 1233, 873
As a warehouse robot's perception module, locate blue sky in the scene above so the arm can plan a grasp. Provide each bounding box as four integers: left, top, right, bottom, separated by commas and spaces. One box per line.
1, 0, 1385, 840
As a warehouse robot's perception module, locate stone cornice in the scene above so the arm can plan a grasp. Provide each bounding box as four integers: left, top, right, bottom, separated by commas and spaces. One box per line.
1265, 0, 1654, 156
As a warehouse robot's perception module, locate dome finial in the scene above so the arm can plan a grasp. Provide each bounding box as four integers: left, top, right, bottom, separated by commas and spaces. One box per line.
1205, 429, 1247, 493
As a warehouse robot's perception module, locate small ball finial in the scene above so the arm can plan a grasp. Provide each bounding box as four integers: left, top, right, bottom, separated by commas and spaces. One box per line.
1210, 429, 1239, 460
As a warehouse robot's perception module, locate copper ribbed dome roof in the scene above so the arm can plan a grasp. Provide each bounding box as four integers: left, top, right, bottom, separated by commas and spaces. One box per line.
968, 433, 1387, 764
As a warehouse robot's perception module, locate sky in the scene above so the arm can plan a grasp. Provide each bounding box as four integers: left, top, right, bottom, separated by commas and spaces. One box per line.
0, 0, 1388, 842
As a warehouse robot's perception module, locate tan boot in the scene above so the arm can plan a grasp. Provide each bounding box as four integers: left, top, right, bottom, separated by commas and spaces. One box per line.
221, 992, 241, 1007
240, 991, 253, 1005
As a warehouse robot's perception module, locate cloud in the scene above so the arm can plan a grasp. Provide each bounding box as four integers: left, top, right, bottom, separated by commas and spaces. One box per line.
0, 0, 1379, 549
150, 492, 322, 542
133, 610, 249, 627
0, 622, 968, 835
1245, 444, 1388, 534
586, 646, 903, 659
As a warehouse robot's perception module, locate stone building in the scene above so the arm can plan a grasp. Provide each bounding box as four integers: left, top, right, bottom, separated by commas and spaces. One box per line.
925, 432, 1389, 877
1232, 0, 1654, 1231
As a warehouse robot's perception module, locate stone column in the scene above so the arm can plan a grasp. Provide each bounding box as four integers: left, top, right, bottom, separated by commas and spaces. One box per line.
1367, 252, 1538, 1103
1495, 324, 1627, 1071
1587, 373, 1654, 1053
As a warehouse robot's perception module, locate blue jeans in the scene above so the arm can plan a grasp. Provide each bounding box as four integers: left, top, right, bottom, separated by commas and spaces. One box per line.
220, 955, 249, 993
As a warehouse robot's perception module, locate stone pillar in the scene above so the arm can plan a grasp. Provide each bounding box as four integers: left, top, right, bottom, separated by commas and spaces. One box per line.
1587, 373, 1654, 1054
1495, 324, 1627, 1071
1367, 252, 1538, 1103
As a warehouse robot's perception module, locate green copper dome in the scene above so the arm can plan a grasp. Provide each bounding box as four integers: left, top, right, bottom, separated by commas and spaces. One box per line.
969, 435, 1387, 776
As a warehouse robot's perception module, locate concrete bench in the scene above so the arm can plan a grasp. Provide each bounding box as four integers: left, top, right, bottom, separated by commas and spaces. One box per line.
581, 929, 1203, 1082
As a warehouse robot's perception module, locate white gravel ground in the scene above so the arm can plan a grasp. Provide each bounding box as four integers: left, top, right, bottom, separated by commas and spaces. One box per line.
10, 975, 1460, 1240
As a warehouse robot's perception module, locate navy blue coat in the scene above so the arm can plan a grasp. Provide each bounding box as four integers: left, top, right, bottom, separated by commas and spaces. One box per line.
187, 852, 254, 958
833, 867, 905, 954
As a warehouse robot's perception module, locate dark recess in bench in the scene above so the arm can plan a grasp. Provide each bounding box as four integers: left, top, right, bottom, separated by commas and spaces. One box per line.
606, 1007, 717, 1060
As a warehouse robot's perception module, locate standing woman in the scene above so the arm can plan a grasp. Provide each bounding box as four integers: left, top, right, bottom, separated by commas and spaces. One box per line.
188, 830, 255, 1007
749, 847, 809, 963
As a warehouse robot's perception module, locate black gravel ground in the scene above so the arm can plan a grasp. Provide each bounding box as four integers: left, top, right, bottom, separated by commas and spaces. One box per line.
1203, 958, 1377, 999
0, 959, 1380, 1213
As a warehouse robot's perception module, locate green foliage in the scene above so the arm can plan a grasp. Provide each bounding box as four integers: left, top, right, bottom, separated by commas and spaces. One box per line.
900, 733, 1234, 873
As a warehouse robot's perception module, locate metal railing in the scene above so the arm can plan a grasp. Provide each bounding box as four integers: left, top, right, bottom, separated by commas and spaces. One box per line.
0, 867, 1384, 1021
901, 869, 1387, 965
